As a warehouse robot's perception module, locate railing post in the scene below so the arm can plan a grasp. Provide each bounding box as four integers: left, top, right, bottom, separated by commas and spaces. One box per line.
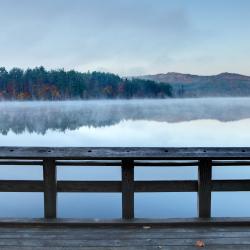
43, 159, 57, 219
122, 159, 134, 219
198, 159, 212, 218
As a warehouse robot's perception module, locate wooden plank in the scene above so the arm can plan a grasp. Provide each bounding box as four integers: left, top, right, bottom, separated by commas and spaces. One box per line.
135, 181, 197, 192
3, 229, 250, 240
56, 161, 121, 166
43, 159, 57, 219
1, 247, 250, 250
2, 236, 250, 247
0, 246, 250, 250
213, 160, 250, 166
1, 228, 250, 236
56, 160, 198, 167
0, 181, 43, 192
56, 181, 197, 193
122, 159, 134, 219
1, 147, 250, 160
198, 159, 212, 218
3, 225, 250, 233
134, 161, 198, 166
0, 246, 203, 250
212, 180, 250, 191
57, 181, 121, 192
3, 224, 250, 233
0, 161, 42, 166
0, 218, 250, 227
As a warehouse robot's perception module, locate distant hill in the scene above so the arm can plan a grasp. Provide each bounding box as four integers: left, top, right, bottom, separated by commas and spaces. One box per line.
136, 72, 250, 97
2, 67, 250, 100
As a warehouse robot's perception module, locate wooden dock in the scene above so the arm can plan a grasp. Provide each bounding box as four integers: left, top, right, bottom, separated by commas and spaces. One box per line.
1, 222, 250, 249
0, 147, 250, 249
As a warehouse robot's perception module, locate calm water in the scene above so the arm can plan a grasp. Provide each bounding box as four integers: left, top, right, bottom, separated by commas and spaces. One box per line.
1, 98, 250, 218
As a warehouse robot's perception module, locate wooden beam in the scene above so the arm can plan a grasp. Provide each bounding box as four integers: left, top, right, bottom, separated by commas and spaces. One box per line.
57, 160, 198, 167
122, 159, 134, 219
1, 147, 250, 160
57, 181, 121, 192
212, 180, 250, 191
43, 159, 57, 219
213, 160, 250, 166
56, 161, 121, 166
0, 180, 43, 192
0, 217, 250, 227
134, 161, 198, 166
0, 161, 42, 166
135, 181, 197, 192
198, 159, 212, 218
57, 180, 197, 193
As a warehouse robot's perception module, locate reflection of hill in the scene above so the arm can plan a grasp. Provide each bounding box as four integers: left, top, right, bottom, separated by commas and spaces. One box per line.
1, 99, 250, 135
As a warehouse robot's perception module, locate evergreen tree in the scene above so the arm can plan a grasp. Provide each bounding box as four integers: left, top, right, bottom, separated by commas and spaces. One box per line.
0, 67, 172, 100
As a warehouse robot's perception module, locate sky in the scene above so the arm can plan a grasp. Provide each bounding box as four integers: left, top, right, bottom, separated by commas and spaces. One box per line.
0, 0, 250, 76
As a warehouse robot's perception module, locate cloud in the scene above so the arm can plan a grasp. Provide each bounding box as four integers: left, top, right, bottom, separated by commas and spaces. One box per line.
0, 0, 249, 75
0, 0, 196, 74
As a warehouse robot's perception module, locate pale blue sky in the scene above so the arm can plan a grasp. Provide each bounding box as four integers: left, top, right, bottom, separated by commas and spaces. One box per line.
0, 0, 249, 76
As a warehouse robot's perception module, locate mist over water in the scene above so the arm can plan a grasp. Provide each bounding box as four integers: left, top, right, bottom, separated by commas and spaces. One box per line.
0, 98, 250, 218
1, 97, 250, 145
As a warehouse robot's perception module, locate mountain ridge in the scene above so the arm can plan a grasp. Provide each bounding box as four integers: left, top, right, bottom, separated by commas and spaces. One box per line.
136, 72, 250, 84
135, 72, 250, 97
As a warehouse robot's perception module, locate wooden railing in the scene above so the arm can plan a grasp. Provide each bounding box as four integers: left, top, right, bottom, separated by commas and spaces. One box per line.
0, 147, 250, 220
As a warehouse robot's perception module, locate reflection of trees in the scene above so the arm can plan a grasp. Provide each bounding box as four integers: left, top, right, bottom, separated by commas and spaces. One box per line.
0, 103, 125, 135
0, 100, 250, 135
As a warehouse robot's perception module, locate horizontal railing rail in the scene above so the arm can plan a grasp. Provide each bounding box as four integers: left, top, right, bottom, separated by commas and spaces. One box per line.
0, 147, 250, 220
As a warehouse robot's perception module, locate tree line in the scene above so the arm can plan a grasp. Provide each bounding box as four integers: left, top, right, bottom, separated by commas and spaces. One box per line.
0, 67, 172, 100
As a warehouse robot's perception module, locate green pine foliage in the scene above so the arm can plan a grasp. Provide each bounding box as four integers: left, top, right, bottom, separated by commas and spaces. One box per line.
0, 67, 172, 100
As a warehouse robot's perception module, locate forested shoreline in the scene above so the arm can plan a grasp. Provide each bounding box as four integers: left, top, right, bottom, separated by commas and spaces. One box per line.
0, 67, 172, 100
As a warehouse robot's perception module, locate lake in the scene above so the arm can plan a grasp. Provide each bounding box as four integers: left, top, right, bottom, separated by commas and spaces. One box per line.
1, 98, 250, 218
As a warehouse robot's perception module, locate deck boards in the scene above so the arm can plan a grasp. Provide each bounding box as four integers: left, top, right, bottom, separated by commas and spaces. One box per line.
0, 147, 250, 249
0, 225, 250, 249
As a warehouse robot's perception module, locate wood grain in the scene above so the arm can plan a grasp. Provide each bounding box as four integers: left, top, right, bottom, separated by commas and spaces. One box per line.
0, 147, 250, 159
43, 159, 57, 219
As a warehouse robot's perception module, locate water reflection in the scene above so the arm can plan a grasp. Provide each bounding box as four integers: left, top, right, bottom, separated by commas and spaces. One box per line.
1, 98, 250, 135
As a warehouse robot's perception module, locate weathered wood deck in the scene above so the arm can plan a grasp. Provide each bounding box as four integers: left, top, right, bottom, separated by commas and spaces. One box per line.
1, 147, 250, 249
1, 223, 250, 249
